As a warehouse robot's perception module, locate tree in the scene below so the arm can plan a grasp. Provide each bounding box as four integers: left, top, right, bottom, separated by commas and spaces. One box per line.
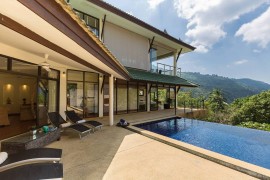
230, 90, 270, 124
207, 89, 227, 113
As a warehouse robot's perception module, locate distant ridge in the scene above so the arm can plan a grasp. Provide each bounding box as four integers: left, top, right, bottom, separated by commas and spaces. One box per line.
181, 72, 270, 103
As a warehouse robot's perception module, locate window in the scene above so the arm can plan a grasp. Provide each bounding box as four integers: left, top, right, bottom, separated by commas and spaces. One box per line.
74, 9, 100, 37
12, 59, 38, 76
150, 48, 157, 72
0, 56, 8, 70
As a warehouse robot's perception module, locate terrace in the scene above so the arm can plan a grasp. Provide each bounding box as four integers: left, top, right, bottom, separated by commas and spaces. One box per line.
39, 109, 269, 179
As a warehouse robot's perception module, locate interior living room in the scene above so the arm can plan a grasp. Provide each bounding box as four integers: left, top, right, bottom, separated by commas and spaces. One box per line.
0, 55, 59, 140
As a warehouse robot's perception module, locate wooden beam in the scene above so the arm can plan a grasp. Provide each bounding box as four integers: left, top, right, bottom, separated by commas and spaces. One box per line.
176, 48, 183, 62
177, 86, 181, 93
101, 75, 105, 93
101, 14, 106, 42
148, 83, 152, 94
148, 36, 155, 53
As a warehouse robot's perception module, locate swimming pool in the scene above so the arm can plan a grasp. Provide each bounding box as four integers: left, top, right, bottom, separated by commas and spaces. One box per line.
135, 117, 270, 169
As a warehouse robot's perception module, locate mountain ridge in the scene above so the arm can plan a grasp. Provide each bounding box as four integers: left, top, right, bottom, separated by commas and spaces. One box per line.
181, 72, 270, 103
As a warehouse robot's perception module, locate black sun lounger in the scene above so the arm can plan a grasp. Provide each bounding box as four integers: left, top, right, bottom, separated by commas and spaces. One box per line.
48, 112, 91, 139
0, 163, 63, 180
0, 148, 62, 172
65, 110, 103, 131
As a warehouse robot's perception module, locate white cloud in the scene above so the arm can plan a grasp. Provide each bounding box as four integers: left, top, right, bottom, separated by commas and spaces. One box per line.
253, 49, 261, 53
173, 0, 268, 53
147, 0, 165, 9
236, 7, 270, 48
126, 11, 134, 16
234, 59, 249, 65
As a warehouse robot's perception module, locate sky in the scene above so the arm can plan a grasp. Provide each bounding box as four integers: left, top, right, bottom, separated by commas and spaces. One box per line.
104, 0, 270, 84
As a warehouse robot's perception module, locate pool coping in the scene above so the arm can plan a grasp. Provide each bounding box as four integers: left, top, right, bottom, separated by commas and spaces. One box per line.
127, 117, 270, 180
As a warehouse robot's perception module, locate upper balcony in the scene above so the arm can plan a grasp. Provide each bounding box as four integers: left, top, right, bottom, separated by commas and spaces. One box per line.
151, 63, 181, 77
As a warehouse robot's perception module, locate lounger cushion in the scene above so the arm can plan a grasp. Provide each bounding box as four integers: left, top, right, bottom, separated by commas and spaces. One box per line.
86, 121, 103, 127
0, 163, 63, 180
0, 148, 62, 169
70, 124, 91, 132
77, 120, 86, 124
0, 152, 8, 164
60, 122, 72, 128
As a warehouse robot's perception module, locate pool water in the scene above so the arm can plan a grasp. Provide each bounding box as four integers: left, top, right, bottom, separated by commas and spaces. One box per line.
135, 118, 270, 169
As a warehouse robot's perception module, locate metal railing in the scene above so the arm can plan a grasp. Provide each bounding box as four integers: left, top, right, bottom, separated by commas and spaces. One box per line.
178, 99, 205, 113
151, 63, 181, 77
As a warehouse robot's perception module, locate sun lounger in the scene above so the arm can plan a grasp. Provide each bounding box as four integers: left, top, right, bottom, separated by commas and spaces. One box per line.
65, 110, 103, 131
0, 148, 62, 172
0, 163, 63, 180
48, 112, 91, 139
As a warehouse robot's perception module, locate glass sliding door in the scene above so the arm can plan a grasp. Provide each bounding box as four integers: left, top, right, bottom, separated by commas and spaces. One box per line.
150, 85, 158, 111
48, 80, 58, 112
67, 81, 84, 118
84, 72, 99, 117
103, 81, 109, 116
67, 70, 99, 118
116, 80, 127, 114
128, 82, 137, 113
138, 83, 147, 112
38, 69, 59, 126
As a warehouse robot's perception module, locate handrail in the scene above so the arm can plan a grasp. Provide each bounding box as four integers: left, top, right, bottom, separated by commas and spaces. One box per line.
151, 63, 181, 77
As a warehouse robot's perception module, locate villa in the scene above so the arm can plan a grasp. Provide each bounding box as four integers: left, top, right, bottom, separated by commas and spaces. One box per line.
2, 1, 270, 179
0, 0, 196, 140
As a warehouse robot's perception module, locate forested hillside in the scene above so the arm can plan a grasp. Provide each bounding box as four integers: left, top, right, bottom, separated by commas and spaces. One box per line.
181, 72, 270, 103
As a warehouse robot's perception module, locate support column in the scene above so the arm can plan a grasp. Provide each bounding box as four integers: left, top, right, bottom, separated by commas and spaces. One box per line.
59, 69, 67, 119
173, 53, 177, 76
99, 75, 103, 117
109, 75, 114, 126
174, 86, 177, 115
147, 83, 150, 112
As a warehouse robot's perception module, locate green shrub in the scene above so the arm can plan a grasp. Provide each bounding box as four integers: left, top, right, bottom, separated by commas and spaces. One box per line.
238, 121, 270, 132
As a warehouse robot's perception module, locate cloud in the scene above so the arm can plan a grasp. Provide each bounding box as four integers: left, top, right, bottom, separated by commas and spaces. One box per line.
147, 0, 165, 9
126, 11, 134, 16
253, 49, 261, 53
234, 59, 249, 65
173, 0, 268, 53
236, 7, 270, 48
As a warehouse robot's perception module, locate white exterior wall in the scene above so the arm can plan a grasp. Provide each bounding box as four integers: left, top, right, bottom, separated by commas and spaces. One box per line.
104, 22, 150, 71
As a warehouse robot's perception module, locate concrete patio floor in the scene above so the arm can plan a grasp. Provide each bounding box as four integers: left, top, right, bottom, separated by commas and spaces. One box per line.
47, 109, 257, 179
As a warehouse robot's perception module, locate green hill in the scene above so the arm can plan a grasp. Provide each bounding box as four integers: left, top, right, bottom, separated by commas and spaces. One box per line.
181, 72, 270, 103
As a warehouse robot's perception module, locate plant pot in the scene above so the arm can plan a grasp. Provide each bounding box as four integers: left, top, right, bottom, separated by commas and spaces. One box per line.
31, 129, 37, 135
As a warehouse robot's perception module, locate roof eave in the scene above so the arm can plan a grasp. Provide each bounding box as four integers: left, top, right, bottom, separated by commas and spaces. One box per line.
87, 0, 195, 51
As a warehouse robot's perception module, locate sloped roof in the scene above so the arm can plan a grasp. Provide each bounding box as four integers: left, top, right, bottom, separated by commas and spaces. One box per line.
86, 0, 195, 52
126, 67, 198, 87
55, 0, 130, 79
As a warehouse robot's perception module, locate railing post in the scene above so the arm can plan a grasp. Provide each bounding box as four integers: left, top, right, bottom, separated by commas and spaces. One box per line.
184, 101, 186, 113
202, 100, 205, 109
163, 64, 165, 75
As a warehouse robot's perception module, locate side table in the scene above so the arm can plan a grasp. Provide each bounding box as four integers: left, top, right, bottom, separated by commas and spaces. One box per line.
1, 128, 61, 154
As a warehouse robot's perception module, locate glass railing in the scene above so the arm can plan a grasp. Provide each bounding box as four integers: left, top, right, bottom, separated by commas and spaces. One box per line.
151, 63, 181, 77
